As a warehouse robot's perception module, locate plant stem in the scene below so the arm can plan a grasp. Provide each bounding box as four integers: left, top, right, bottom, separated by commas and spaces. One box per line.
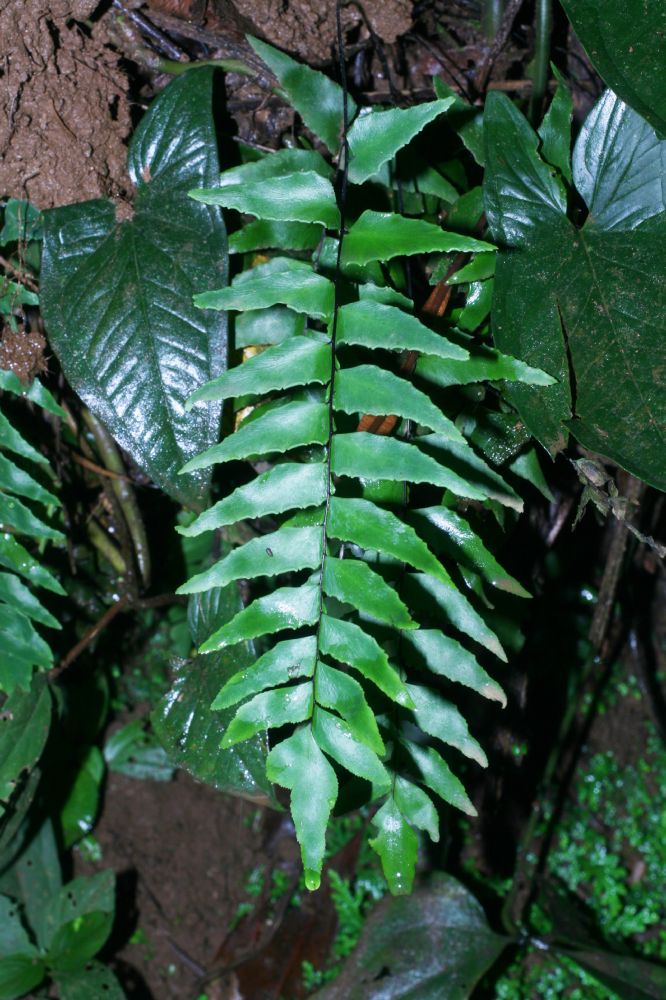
81, 408, 151, 588
529, 0, 553, 122
483, 0, 505, 39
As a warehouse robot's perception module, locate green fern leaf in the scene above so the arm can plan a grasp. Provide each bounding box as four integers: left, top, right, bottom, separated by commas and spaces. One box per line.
229, 220, 323, 254
194, 258, 334, 320
343, 211, 494, 266
199, 583, 320, 652
337, 301, 469, 360
191, 170, 338, 227
403, 741, 477, 817
181, 401, 329, 471
212, 636, 317, 710
334, 366, 464, 439
393, 776, 440, 843
312, 708, 389, 788
178, 525, 323, 593
177, 39, 548, 891
369, 797, 418, 895
347, 100, 455, 184
266, 725, 338, 891
315, 661, 384, 754
178, 462, 327, 536
321, 558, 415, 629
188, 336, 331, 405
222, 681, 313, 746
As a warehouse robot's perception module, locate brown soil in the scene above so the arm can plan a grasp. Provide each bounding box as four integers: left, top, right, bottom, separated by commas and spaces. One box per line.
230, 0, 413, 64
76, 769, 264, 999
0, 0, 131, 209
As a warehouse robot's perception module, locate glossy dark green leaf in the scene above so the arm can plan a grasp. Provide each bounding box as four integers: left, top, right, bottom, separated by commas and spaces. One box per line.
368, 797, 418, 896
312, 873, 508, 998
0, 675, 51, 817
560, 0, 666, 137
213, 635, 317, 709
343, 211, 493, 266
192, 170, 338, 227
179, 525, 323, 593
266, 726, 338, 890
319, 615, 411, 705
54, 961, 125, 1000
195, 257, 334, 320
188, 335, 330, 406
322, 557, 415, 629
313, 707, 389, 788
248, 36, 355, 154
484, 92, 567, 245
334, 366, 463, 439
60, 747, 104, 848
573, 89, 666, 231
406, 684, 487, 766
229, 219, 323, 254
393, 776, 439, 843
178, 462, 327, 536
331, 435, 488, 501
336, 300, 468, 360
180, 401, 329, 473
401, 628, 506, 705
347, 101, 454, 185
222, 681, 313, 747
315, 660, 384, 754
152, 587, 275, 804
328, 497, 451, 584
404, 742, 476, 816
198, 583, 320, 653
487, 91, 666, 486
413, 506, 530, 597
41, 68, 227, 508
538, 67, 573, 183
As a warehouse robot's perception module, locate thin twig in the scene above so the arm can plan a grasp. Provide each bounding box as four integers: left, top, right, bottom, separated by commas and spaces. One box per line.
70, 450, 135, 483
0, 254, 38, 292
49, 592, 186, 681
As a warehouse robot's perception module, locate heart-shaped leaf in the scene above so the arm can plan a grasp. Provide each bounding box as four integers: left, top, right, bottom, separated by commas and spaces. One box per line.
41, 67, 228, 509
485, 90, 666, 488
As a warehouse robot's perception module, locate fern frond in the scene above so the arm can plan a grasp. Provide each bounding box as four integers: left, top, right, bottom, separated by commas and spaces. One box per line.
0, 370, 64, 693
179, 40, 551, 893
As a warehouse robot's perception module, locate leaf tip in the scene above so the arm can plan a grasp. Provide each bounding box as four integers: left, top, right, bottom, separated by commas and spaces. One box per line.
304, 868, 321, 891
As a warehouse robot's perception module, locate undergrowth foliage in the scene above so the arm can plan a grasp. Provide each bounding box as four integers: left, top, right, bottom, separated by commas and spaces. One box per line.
178, 39, 553, 893
0, 371, 65, 694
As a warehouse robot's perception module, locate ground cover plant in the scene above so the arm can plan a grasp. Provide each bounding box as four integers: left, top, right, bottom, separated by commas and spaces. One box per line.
1, 1, 666, 996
